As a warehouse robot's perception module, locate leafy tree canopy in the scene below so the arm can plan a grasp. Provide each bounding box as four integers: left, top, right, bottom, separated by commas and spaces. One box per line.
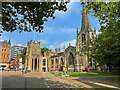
82, 2, 120, 69
41, 47, 50, 56
2, 1, 68, 33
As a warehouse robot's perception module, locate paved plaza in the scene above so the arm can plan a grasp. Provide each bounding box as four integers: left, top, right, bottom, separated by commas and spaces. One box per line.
1, 71, 87, 88
2, 76, 77, 88
78, 76, 120, 89
1, 71, 120, 89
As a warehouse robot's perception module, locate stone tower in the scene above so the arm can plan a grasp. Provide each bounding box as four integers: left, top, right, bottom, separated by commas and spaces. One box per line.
76, 4, 96, 71
25, 40, 42, 72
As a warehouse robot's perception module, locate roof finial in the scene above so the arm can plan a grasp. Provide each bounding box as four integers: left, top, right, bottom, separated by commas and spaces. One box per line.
94, 27, 96, 32
69, 43, 71, 46
76, 28, 78, 35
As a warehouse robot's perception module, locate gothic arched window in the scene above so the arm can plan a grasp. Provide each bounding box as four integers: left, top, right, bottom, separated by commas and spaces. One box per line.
82, 34, 86, 42
56, 59, 58, 67
92, 33, 94, 39
51, 59, 54, 65
61, 58, 64, 66
68, 52, 74, 65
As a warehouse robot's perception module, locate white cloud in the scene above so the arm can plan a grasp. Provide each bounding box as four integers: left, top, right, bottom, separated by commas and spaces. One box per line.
70, 0, 80, 2
54, 2, 81, 19
54, 10, 67, 18
44, 26, 76, 35
60, 28, 76, 33
49, 39, 76, 52
39, 39, 48, 45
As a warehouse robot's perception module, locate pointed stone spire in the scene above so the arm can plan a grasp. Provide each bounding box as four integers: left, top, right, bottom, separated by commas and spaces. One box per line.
76, 28, 78, 36
8, 39, 11, 45
81, 3, 92, 32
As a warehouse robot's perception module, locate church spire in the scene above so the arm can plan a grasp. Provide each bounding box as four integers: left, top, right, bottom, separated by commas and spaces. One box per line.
76, 28, 78, 36
81, 3, 92, 32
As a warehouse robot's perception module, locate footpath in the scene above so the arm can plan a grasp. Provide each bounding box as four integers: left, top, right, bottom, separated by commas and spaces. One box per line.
24, 71, 92, 88
2, 71, 92, 88
2, 71, 120, 89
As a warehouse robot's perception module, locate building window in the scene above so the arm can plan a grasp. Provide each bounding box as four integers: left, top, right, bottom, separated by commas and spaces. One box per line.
68, 52, 74, 65
43, 59, 46, 66
82, 33, 86, 43
92, 33, 94, 39
4, 54, 5, 58
56, 59, 58, 67
51, 59, 54, 65
61, 58, 64, 66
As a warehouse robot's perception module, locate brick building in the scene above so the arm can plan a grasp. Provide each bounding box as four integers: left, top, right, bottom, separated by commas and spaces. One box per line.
0, 40, 11, 69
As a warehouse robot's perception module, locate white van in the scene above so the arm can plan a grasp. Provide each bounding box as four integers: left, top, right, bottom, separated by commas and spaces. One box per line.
0, 64, 7, 70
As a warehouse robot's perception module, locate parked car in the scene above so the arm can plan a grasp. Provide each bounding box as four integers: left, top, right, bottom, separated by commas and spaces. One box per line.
0, 67, 4, 70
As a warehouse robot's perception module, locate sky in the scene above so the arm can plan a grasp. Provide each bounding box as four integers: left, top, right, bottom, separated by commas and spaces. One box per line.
1, 2, 100, 52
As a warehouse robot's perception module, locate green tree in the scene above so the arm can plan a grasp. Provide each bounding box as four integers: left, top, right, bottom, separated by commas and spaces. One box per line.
82, 2, 120, 71
41, 48, 49, 56
20, 47, 27, 64
2, 1, 68, 32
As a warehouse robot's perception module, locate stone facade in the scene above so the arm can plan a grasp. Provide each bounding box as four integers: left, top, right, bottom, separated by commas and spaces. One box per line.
48, 5, 96, 72
50, 50, 64, 71
25, 40, 42, 72
48, 45, 76, 72
43, 49, 54, 72
76, 5, 96, 71
64, 45, 76, 71
24, 5, 96, 72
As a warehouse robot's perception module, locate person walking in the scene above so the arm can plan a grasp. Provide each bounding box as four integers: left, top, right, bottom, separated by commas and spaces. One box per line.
77, 65, 80, 72
55, 67, 58, 77
14, 67, 16, 72
21, 66, 24, 74
88, 66, 91, 73
52, 67, 54, 72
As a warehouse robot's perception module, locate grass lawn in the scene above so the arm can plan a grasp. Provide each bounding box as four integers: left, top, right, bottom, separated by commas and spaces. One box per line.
51, 71, 119, 77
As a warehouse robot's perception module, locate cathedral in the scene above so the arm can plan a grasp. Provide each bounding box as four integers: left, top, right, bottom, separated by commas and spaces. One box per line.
76, 4, 96, 71
25, 4, 96, 72
49, 4, 96, 72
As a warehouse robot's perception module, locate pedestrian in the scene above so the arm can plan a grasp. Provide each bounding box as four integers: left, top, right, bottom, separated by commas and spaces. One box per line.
52, 67, 54, 72
65, 66, 69, 77
88, 66, 91, 73
25, 67, 28, 74
55, 67, 58, 77
21, 68, 24, 74
22, 69, 23, 74
77, 65, 80, 72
